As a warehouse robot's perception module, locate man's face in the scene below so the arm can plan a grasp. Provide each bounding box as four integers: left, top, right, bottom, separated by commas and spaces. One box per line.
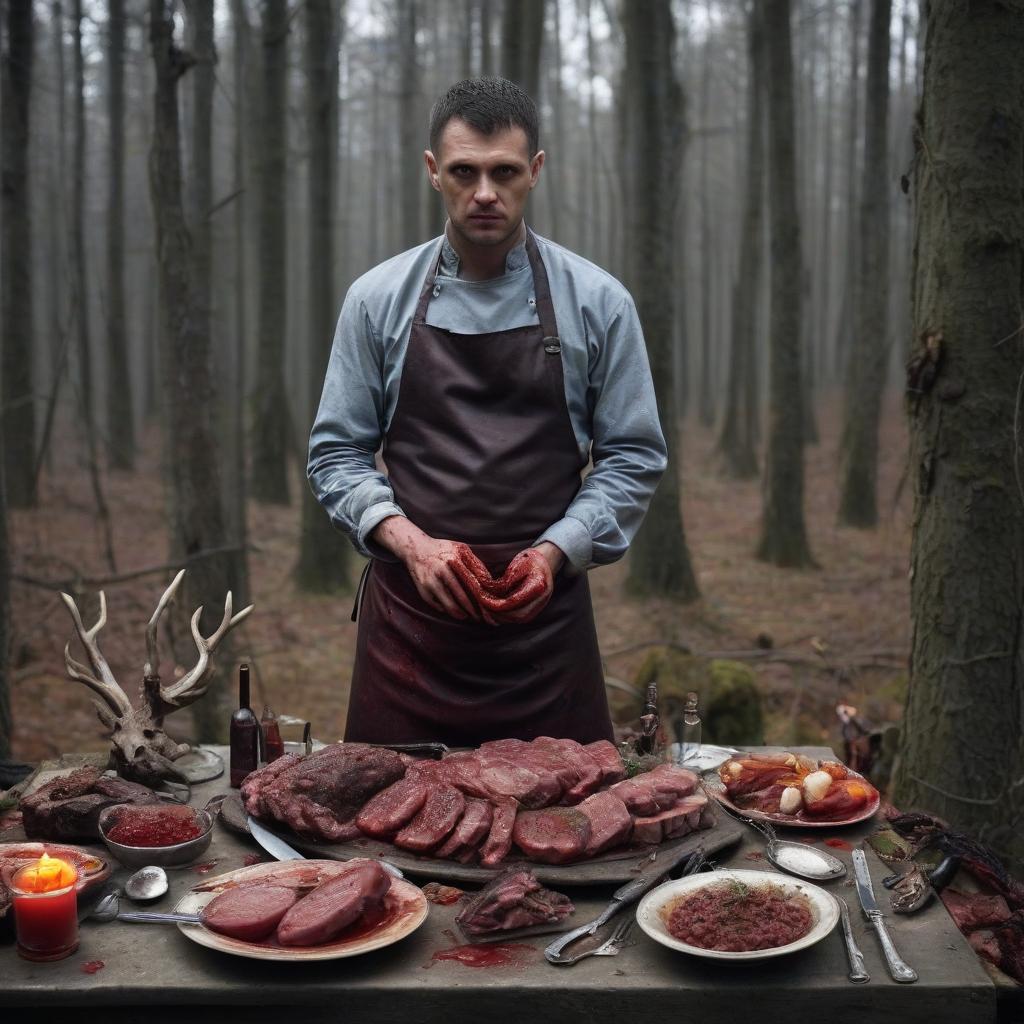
425, 119, 545, 249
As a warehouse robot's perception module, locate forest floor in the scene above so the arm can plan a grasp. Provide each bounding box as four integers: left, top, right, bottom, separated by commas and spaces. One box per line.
7, 390, 912, 766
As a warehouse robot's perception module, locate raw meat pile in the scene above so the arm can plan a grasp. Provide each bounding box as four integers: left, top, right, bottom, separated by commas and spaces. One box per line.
20, 767, 162, 841
456, 869, 574, 935
202, 859, 391, 947
242, 738, 714, 867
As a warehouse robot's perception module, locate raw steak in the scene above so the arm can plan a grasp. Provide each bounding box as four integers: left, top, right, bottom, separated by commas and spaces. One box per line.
611, 764, 699, 815
479, 799, 518, 867
531, 737, 603, 802
479, 739, 575, 796
632, 794, 710, 844
434, 798, 493, 861
393, 783, 465, 853
584, 741, 626, 785
513, 807, 592, 864
20, 767, 162, 841
356, 777, 429, 839
576, 790, 633, 855
276, 861, 391, 946
477, 757, 561, 809
456, 869, 574, 935
202, 884, 299, 942
407, 753, 492, 800
241, 743, 406, 842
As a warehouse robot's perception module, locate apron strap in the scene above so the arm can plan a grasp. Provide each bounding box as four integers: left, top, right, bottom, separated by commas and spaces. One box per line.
413, 240, 446, 326
525, 230, 560, 349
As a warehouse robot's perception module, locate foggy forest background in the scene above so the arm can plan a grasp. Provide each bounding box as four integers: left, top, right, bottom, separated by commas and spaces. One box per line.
2, 0, 1023, 873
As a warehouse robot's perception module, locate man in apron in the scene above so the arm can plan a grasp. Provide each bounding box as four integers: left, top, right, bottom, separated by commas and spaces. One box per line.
307, 78, 667, 747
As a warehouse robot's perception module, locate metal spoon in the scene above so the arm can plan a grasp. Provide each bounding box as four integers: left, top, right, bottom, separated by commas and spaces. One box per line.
124, 865, 169, 902
89, 892, 201, 925
720, 806, 847, 881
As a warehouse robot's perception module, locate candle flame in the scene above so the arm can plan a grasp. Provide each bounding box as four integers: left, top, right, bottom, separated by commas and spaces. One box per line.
19, 853, 78, 893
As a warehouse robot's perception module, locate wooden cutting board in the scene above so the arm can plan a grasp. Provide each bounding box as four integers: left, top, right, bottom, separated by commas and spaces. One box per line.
219, 792, 744, 886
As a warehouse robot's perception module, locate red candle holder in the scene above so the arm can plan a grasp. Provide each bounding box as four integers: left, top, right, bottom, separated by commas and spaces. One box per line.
12, 856, 80, 962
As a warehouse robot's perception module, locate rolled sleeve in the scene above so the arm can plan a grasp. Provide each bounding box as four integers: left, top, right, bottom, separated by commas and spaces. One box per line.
306, 291, 406, 560
535, 515, 593, 574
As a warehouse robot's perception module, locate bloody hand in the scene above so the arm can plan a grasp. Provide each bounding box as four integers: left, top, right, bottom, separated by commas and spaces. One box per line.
450, 545, 556, 625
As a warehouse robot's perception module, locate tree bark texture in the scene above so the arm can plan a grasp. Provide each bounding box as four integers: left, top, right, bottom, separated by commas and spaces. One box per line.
500, 0, 543, 101
0, 428, 9, 758
892, 0, 1024, 872
148, 0, 241, 741
251, 0, 292, 503
716, 0, 764, 481
296, 0, 353, 594
756, 0, 814, 568
106, 0, 134, 471
621, 0, 700, 603
1, 0, 36, 507
397, 0, 422, 250
837, 0, 891, 527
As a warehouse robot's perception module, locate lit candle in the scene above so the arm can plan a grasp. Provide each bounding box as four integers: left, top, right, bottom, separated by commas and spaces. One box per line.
11, 853, 80, 962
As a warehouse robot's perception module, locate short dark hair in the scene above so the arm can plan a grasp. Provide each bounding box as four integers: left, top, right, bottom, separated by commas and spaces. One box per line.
429, 77, 539, 157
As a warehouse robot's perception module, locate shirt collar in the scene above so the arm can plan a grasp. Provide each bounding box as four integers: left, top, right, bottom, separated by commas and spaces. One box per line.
439, 230, 529, 278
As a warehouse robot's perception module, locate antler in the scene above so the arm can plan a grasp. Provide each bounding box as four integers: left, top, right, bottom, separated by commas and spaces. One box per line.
145, 568, 185, 676
60, 591, 134, 724
160, 591, 254, 708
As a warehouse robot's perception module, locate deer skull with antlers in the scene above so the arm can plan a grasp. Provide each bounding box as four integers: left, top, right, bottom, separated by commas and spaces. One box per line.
60, 569, 254, 787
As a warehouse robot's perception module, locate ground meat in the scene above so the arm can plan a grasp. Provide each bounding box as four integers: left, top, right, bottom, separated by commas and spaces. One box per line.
665, 880, 813, 952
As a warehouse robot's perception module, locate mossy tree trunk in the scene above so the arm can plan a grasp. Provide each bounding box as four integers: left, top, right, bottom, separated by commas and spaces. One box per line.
0, 0, 36, 508
892, 0, 1024, 874
837, 0, 891, 527
716, 0, 764, 481
296, 0, 353, 594
621, 0, 700, 603
251, 0, 292, 504
756, 0, 815, 568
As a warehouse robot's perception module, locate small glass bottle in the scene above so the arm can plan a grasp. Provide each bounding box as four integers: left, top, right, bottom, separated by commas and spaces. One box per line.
680, 691, 702, 766
230, 664, 259, 788
260, 704, 285, 763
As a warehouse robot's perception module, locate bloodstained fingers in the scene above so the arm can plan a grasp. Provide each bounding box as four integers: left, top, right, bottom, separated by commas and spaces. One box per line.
492, 587, 553, 625
478, 552, 531, 597
452, 543, 492, 585
438, 563, 480, 621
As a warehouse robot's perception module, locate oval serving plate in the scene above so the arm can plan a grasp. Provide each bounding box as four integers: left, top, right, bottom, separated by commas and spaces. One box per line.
703, 765, 880, 829
636, 868, 839, 962
174, 859, 428, 962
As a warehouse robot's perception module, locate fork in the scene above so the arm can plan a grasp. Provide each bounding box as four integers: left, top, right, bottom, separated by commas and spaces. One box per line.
555, 916, 636, 966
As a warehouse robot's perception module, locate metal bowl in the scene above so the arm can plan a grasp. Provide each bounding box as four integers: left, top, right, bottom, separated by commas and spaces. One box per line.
97, 805, 214, 869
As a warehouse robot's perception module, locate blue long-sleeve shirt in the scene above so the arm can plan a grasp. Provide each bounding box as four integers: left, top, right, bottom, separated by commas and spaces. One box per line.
307, 230, 667, 572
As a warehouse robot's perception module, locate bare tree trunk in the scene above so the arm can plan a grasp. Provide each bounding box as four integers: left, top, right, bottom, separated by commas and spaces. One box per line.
716, 0, 763, 480
296, 0, 353, 593
622, 0, 699, 603
837, 0, 891, 527
893, 0, 1024, 874
479, 0, 493, 75
396, 0, 421, 250
72, 0, 116, 571
1, 0, 37, 508
106, 0, 134, 471
251, 0, 292, 504
756, 0, 814, 568
148, 0, 242, 742
500, 0, 543, 100
0, 427, 9, 758
697, 0, 714, 428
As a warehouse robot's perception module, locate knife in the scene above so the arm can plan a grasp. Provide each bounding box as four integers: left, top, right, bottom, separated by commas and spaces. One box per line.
247, 814, 404, 880
852, 847, 918, 983
545, 845, 706, 964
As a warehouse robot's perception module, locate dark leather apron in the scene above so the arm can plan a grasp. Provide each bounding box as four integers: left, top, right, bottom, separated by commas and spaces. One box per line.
344, 230, 613, 747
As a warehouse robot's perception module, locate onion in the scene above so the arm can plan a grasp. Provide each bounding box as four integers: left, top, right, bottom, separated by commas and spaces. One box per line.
802, 770, 833, 804
779, 787, 803, 814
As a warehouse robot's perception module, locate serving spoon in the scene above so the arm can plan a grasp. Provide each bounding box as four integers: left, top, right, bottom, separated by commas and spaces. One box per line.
89, 892, 201, 925
124, 865, 169, 902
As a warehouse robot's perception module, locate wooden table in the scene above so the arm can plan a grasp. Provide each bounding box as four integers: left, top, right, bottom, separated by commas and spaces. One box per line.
1, 747, 999, 1023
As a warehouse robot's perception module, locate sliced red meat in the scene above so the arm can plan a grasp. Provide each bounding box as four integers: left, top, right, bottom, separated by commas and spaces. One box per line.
393, 783, 465, 853
610, 765, 699, 815
456, 869, 574, 935
532, 737, 603, 802
409, 753, 492, 800
434, 798, 493, 860
942, 889, 1013, 931
584, 740, 626, 785
632, 793, 710, 843
479, 799, 517, 867
276, 861, 391, 946
356, 777, 429, 839
477, 757, 561, 809
576, 790, 633, 855
610, 775, 660, 816
202, 884, 299, 942
512, 807, 592, 864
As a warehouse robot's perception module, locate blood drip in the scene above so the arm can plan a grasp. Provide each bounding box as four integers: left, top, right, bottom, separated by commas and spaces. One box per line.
431, 943, 536, 968
193, 860, 219, 874
80, 960, 105, 974
823, 838, 853, 850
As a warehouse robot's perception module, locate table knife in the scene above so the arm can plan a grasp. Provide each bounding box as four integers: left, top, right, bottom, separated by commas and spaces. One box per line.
246, 814, 404, 880
852, 847, 918, 983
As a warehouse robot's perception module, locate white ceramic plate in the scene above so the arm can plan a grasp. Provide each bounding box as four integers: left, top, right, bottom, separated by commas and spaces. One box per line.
636, 868, 839, 962
174, 859, 428, 961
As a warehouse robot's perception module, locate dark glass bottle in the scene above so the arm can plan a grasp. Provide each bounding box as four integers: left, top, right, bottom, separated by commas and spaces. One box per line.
230, 664, 259, 788
260, 704, 285, 763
